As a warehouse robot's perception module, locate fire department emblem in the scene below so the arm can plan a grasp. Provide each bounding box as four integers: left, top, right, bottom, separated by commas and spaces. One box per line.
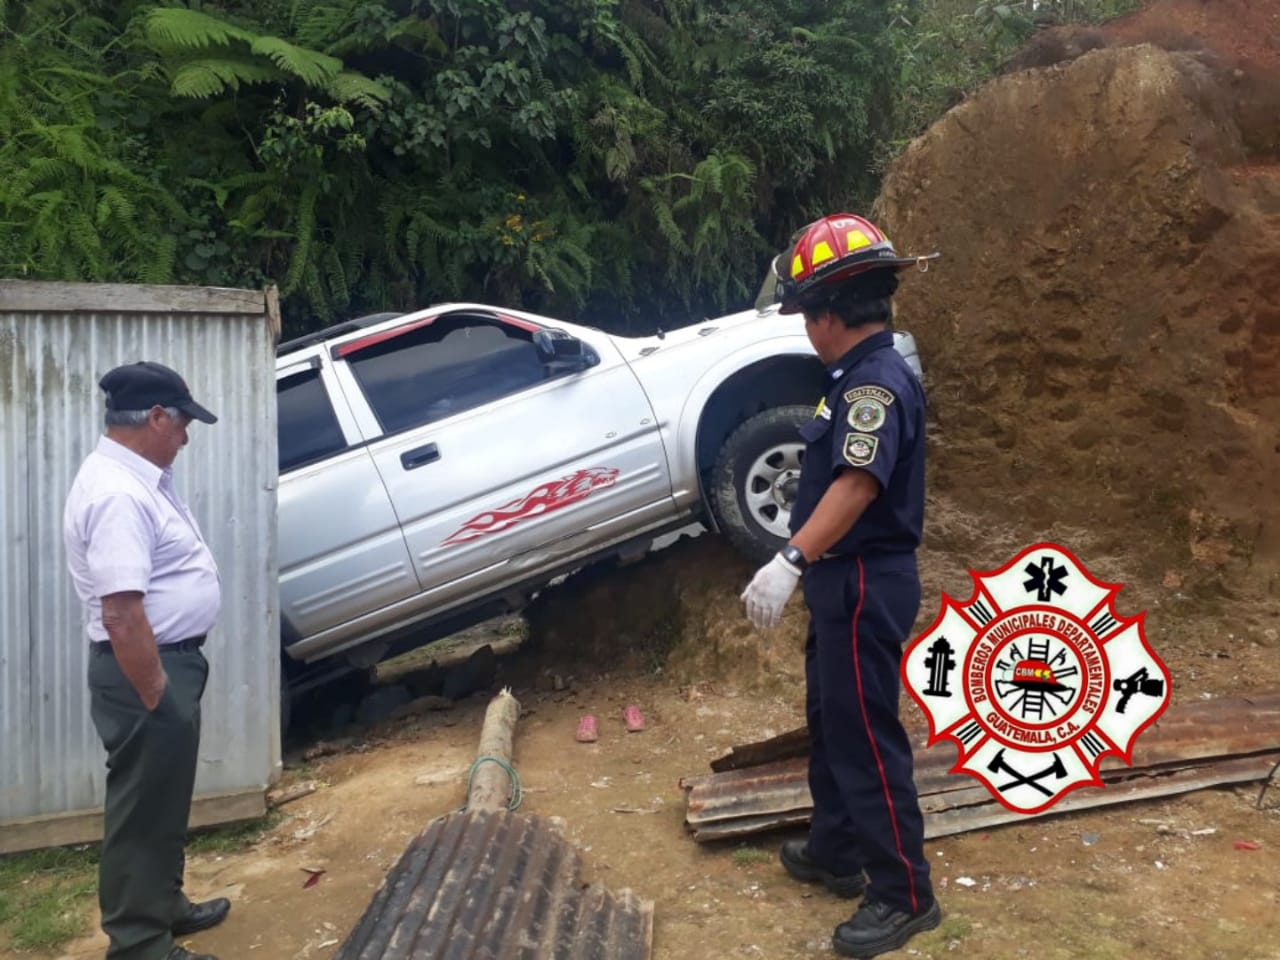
902, 543, 1171, 813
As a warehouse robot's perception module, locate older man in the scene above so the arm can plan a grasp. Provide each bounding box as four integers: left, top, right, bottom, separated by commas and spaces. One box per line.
64, 362, 230, 960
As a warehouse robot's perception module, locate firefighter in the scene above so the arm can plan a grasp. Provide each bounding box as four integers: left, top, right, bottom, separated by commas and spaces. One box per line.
741, 214, 941, 958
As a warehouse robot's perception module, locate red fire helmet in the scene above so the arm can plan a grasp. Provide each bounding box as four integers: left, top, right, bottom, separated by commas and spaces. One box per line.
772, 213, 938, 315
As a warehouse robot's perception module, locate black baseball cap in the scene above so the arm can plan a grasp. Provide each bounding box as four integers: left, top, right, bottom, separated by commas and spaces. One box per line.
99, 361, 218, 424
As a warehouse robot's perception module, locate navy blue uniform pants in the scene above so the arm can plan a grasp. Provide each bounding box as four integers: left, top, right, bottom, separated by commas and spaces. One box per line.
802, 555, 933, 914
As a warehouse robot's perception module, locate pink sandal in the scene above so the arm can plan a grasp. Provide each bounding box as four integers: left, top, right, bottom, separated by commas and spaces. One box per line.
575, 715, 599, 743
624, 705, 646, 733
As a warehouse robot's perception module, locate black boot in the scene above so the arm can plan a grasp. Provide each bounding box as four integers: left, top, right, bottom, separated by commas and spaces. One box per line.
779, 840, 866, 899
832, 897, 942, 958
167, 946, 219, 960
172, 897, 231, 936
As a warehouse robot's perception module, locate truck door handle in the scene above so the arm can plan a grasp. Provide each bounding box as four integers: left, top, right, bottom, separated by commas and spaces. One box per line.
401, 443, 440, 470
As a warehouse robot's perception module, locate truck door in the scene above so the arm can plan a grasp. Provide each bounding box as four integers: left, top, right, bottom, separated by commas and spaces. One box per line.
276, 357, 418, 657
333, 309, 676, 611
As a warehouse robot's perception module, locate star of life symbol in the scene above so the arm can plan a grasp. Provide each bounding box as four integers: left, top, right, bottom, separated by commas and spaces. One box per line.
902, 543, 1172, 813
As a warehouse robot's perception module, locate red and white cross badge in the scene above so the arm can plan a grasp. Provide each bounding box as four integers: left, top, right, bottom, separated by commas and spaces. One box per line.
902, 543, 1172, 813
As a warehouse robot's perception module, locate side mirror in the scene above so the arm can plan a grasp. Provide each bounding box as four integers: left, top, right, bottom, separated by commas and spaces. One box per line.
533, 329, 597, 372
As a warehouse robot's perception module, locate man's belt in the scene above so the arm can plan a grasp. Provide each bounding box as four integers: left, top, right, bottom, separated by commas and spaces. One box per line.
91, 635, 206, 654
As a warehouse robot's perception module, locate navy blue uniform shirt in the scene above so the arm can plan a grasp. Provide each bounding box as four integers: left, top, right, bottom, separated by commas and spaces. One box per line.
789, 329, 926, 558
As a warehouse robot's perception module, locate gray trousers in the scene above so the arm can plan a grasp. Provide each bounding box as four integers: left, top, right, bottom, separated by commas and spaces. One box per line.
88, 646, 208, 960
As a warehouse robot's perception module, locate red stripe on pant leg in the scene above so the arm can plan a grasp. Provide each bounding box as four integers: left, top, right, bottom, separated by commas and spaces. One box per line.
850, 556, 918, 913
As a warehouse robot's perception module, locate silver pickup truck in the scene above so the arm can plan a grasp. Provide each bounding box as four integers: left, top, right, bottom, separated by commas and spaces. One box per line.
274, 301, 921, 696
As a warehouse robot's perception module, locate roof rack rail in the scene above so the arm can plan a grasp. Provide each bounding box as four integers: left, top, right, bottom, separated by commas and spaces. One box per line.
277, 312, 405, 357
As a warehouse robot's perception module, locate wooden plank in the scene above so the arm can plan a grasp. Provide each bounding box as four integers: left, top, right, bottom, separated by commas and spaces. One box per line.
0, 788, 266, 855
0, 280, 266, 316
710, 728, 810, 772
264, 283, 282, 343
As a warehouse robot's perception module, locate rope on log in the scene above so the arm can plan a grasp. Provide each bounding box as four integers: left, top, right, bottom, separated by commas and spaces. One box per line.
465, 687, 522, 812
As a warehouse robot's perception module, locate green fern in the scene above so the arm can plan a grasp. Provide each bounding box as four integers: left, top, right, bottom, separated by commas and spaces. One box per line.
169, 58, 284, 98
144, 9, 254, 50
300, 260, 331, 322
327, 71, 391, 108
282, 177, 319, 294
247, 36, 341, 87
143, 233, 178, 285
96, 185, 135, 225
321, 243, 349, 309
289, 1, 359, 50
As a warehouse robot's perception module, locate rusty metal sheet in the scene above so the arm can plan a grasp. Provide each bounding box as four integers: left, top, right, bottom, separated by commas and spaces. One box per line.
684, 693, 1280, 842
690, 753, 1280, 842
336, 809, 653, 960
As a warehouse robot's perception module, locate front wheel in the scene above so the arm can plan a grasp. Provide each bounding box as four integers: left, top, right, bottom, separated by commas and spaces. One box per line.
708, 405, 812, 565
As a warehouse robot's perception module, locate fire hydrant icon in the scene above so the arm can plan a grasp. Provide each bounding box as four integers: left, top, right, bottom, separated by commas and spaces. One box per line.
924, 637, 956, 697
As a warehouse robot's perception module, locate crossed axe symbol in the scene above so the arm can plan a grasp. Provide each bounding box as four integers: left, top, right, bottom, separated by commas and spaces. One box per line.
987, 748, 1067, 797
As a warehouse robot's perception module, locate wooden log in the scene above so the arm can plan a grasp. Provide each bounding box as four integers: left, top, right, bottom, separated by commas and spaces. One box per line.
710, 727, 810, 772
267, 781, 319, 808
467, 688, 522, 812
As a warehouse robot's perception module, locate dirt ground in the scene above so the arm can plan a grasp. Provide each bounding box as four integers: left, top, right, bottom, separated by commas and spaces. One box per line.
17, 2, 1280, 958
36, 525, 1280, 960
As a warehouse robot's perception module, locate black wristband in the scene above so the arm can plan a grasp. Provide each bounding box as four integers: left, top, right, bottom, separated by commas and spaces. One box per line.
780, 543, 809, 572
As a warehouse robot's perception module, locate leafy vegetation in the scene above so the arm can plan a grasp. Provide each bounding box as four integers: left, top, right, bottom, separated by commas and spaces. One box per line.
731, 845, 772, 866
0, 0, 1140, 335
0, 845, 98, 951
0, 816, 281, 954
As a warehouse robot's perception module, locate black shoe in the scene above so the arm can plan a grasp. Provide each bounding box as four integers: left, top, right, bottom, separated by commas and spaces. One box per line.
832, 897, 942, 958
167, 946, 219, 960
172, 897, 231, 936
779, 840, 867, 899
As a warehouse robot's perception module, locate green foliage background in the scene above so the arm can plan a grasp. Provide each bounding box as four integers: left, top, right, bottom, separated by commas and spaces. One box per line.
0, 0, 1139, 336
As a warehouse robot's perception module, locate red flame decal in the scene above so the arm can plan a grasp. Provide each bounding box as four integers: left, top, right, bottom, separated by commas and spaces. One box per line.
442, 467, 620, 546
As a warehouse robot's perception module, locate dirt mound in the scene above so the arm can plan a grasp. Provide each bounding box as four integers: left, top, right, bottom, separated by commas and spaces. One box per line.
878, 37, 1280, 597
1102, 0, 1280, 75
1005, 0, 1280, 76
524, 535, 809, 692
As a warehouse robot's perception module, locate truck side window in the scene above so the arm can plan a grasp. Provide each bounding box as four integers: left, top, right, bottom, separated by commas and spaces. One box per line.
278, 368, 347, 473
347, 315, 550, 434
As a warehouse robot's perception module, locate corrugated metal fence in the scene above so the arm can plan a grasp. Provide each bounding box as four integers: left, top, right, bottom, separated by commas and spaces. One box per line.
0, 281, 280, 853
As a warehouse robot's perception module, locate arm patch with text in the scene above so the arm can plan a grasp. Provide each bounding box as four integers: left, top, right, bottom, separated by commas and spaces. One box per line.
843, 434, 880, 467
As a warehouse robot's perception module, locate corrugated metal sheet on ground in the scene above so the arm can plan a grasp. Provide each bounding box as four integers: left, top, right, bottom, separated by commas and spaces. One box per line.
336, 809, 653, 960
0, 282, 280, 848
682, 693, 1280, 842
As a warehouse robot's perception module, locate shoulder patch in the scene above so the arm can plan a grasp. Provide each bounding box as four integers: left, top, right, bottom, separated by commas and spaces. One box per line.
843, 384, 896, 406
847, 398, 887, 432
843, 434, 880, 468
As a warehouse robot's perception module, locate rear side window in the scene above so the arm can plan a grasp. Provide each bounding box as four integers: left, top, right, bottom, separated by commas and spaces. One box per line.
347, 314, 548, 434
278, 368, 346, 473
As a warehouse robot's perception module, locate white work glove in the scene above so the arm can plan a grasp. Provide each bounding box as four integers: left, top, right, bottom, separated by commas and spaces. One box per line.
741, 552, 802, 630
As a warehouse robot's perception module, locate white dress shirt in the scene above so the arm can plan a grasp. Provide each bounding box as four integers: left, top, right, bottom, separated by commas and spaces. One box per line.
64, 437, 221, 645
